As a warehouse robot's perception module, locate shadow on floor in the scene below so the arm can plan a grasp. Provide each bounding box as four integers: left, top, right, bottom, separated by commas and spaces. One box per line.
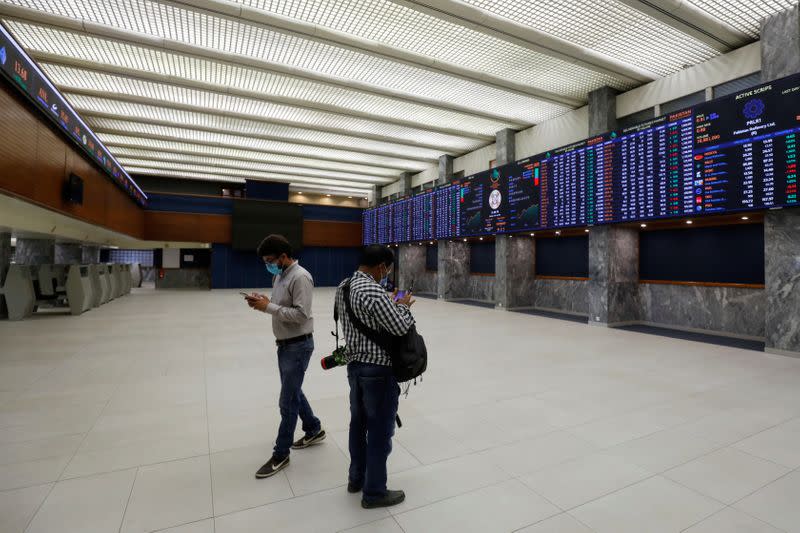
619, 324, 765, 352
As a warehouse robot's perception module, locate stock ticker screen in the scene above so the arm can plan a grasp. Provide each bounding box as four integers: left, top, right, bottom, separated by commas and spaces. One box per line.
363, 72, 800, 244
411, 191, 435, 242
0, 25, 147, 206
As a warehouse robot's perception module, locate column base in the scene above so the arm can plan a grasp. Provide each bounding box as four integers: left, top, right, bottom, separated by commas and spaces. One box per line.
765, 346, 800, 358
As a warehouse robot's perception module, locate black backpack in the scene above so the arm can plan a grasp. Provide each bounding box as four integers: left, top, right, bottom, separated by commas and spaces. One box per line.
341, 278, 427, 383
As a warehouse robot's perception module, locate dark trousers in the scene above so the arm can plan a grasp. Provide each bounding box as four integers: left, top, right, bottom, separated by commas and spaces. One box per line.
347, 361, 400, 502
274, 337, 321, 459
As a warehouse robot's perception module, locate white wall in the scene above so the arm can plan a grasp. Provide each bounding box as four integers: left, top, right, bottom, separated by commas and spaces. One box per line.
393, 41, 762, 195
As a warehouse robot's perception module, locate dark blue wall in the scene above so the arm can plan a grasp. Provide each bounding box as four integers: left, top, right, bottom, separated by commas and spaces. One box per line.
470, 241, 496, 274
212, 244, 360, 288
145, 194, 363, 289
245, 180, 289, 201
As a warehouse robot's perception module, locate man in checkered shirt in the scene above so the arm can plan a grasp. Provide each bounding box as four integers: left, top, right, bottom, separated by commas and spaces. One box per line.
335, 244, 415, 509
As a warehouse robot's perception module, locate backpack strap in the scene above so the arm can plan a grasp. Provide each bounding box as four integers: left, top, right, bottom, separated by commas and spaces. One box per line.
343, 276, 392, 351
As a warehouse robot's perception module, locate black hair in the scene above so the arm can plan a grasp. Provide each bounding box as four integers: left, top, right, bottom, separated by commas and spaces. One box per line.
257, 234, 293, 258
359, 244, 394, 268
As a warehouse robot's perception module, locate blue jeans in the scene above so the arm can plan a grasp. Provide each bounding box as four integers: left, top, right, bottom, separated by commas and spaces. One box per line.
274, 337, 321, 459
347, 361, 400, 502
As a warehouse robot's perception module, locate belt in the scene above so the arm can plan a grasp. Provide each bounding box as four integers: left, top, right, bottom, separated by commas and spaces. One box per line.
276, 333, 313, 347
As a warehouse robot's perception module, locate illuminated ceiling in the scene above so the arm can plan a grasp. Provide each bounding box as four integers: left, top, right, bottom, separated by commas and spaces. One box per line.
0, 0, 787, 197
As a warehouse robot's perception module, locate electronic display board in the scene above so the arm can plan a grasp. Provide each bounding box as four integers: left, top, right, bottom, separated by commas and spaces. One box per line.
411, 190, 435, 242
391, 198, 412, 243
0, 25, 147, 206
435, 183, 461, 239
362, 209, 377, 245
613, 109, 695, 221
459, 168, 509, 236
376, 204, 392, 244
693, 76, 799, 212
363, 72, 800, 245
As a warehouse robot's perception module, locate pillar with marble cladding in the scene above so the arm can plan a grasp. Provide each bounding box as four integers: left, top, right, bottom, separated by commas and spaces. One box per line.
437, 241, 469, 300
0, 232, 11, 318
588, 226, 640, 325
397, 243, 426, 290
54, 243, 82, 264
496, 236, 535, 309
495, 128, 516, 166
14, 238, 54, 265
398, 172, 413, 198
436, 154, 455, 299
762, 6, 800, 355
82, 245, 100, 264
436, 155, 454, 187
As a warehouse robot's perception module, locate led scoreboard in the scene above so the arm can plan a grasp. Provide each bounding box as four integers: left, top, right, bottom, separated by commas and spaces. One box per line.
363, 72, 800, 244
411, 191, 435, 241
0, 25, 147, 206
391, 199, 412, 243
693, 76, 800, 211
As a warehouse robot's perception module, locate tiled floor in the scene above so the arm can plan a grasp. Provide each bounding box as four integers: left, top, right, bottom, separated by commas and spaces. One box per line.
1, 287, 800, 533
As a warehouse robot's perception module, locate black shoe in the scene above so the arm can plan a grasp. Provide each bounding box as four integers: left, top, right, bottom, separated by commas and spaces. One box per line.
291, 429, 326, 450
361, 490, 405, 509
347, 481, 363, 494
255, 455, 289, 479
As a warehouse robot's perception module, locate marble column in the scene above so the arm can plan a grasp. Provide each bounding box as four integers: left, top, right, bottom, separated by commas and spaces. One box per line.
437, 155, 454, 186
765, 203, 800, 355
761, 6, 800, 355
437, 241, 470, 300
588, 86, 619, 136
398, 172, 413, 198
436, 154, 455, 298
0, 232, 11, 318
588, 226, 640, 326
55, 243, 82, 264
370, 184, 380, 207
82, 245, 101, 264
496, 235, 536, 309
397, 243, 426, 290
14, 238, 54, 266
761, 5, 800, 83
495, 128, 516, 166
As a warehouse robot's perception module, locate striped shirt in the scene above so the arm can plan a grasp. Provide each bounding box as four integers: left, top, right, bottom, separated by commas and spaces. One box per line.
335, 271, 415, 366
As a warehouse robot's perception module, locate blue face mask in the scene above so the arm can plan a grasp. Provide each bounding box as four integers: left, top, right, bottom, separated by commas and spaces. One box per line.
265, 261, 283, 276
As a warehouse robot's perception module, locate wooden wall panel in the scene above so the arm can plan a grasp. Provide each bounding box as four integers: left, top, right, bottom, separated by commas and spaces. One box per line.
0, 82, 145, 239
303, 220, 362, 247
144, 211, 232, 243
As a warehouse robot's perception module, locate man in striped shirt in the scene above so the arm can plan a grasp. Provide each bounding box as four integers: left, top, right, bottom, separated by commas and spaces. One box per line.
335, 245, 415, 509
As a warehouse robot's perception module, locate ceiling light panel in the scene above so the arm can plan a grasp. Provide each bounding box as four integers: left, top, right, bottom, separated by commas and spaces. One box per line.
230, 0, 633, 97
119, 159, 373, 189
97, 135, 399, 177
126, 168, 247, 184
34, 57, 515, 137
2, 6, 570, 123
113, 150, 393, 184
65, 93, 475, 155
87, 119, 431, 171
461, 0, 720, 76
683, 0, 796, 39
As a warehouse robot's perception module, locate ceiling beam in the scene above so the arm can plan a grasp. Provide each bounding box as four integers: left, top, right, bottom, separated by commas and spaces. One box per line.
169, 0, 584, 108
113, 153, 395, 184
63, 91, 482, 153
0, 4, 545, 123
392, 0, 659, 83
106, 145, 399, 178
84, 114, 438, 163
615, 0, 751, 51
122, 161, 375, 190
31, 55, 496, 142
94, 131, 426, 172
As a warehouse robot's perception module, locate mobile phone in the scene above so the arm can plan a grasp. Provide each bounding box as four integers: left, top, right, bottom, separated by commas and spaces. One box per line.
393, 290, 407, 301
240, 292, 253, 299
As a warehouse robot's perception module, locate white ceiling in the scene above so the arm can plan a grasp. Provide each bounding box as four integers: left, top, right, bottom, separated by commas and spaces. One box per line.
0, 0, 790, 196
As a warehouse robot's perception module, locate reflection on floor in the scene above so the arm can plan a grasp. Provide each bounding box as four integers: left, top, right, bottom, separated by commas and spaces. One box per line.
1, 287, 800, 533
